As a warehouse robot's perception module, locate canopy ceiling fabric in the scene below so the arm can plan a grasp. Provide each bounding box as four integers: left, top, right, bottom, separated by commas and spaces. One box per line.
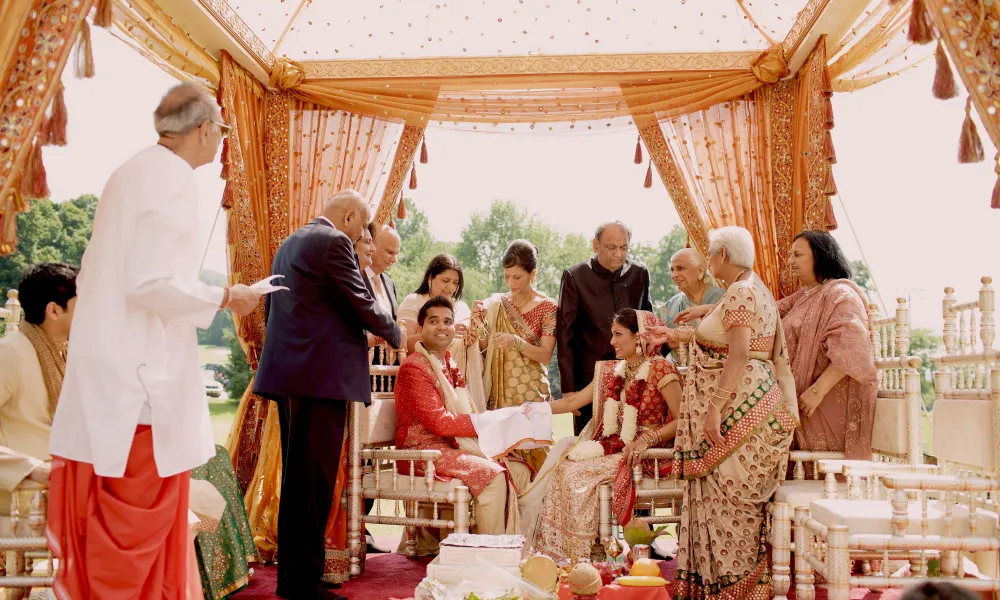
246, 0, 804, 61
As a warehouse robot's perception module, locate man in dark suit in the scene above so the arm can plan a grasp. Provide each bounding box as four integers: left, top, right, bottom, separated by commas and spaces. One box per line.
254, 189, 403, 600
557, 221, 652, 435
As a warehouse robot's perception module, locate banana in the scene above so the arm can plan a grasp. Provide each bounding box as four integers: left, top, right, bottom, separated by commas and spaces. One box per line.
616, 575, 668, 587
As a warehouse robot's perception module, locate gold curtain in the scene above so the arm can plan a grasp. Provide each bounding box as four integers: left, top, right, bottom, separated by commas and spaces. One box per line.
792, 37, 836, 240
373, 124, 426, 225
269, 46, 788, 127
108, 0, 220, 90
221, 52, 401, 558
0, 0, 95, 254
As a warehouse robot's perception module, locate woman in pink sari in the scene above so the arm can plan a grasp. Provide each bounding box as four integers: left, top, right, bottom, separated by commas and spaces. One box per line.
780, 231, 877, 461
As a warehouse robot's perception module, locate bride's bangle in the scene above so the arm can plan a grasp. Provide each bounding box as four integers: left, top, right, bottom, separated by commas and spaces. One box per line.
513, 336, 527, 353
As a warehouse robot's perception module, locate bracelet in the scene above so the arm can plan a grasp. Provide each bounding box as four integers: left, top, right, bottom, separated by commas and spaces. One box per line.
220, 287, 231, 309
513, 336, 527, 353
810, 386, 824, 396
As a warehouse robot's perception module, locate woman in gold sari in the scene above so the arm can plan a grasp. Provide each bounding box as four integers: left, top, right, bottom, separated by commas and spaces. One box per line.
652, 226, 798, 600
472, 240, 557, 473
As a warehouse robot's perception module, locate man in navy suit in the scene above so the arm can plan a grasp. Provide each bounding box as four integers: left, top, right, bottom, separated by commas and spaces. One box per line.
255, 189, 403, 600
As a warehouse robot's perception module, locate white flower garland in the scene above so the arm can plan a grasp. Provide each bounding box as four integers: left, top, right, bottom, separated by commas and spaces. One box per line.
602, 359, 650, 445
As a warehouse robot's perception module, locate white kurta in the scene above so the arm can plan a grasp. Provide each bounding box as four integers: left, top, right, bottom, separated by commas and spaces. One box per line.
49, 145, 224, 478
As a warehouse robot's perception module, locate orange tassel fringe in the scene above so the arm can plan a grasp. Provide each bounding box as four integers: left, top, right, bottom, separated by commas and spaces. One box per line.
932, 40, 959, 100
824, 98, 834, 129
397, 194, 407, 219
825, 131, 837, 165
46, 85, 68, 147
634, 136, 643, 164
420, 138, 428, 164
821, 67, 833, 98
643, 161, 653, 188
409, 165, 418, 189
93, 0, 113, 28
824, 168, 838, 196
908, 0, 934, 45
959, 98, 985, 164
825, 198, 839, 230
992, 157, 1000, 209
74, 20, 95, 78
20, 143, 49, 200
219, 138, 230, 179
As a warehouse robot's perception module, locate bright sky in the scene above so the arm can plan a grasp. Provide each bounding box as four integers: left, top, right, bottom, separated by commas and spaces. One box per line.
43, 27, 999, 332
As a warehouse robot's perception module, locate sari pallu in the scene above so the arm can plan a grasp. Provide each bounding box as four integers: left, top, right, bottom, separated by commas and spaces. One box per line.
671, 277, 798, 600
482, 295, 554, 472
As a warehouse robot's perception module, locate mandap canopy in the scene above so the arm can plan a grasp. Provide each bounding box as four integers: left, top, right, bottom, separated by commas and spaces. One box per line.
2, 0, 1000, 545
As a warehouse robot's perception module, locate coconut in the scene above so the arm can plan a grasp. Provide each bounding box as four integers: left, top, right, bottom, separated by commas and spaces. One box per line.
568, 563, 602, 596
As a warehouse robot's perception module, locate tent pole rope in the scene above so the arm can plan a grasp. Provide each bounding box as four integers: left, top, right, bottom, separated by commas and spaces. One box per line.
834, 192, 888, 316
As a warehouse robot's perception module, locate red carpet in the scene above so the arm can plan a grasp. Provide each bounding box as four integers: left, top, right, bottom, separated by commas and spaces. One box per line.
232, 555, 902, 600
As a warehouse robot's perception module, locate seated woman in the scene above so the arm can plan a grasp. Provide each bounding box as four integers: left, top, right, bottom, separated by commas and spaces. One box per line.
524, 309, 681, 561
661, 248, 725, 329
473, 240, 557, 472
781, 230, 877, 462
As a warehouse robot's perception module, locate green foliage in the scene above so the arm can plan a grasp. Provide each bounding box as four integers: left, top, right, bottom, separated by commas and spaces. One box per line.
630, 225, 687, 304
851, 260, 874, 301
909, 328, 942, 410
0, 195, 98, 292
221, 329, 252, 400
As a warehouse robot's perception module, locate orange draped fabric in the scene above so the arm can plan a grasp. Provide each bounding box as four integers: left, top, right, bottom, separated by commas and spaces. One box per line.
635, 39, 835, 299
0, 0, 95, 255
47, 426, 197, 600
220, 53, 401, 561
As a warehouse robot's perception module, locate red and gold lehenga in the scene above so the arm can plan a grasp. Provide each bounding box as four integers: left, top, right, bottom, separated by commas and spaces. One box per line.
527, 310, 679, 561
672, 276, 798, 600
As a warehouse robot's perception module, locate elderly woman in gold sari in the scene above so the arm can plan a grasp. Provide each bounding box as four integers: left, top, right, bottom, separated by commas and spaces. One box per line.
472, 240, 557, 472
650, 226, 798, 600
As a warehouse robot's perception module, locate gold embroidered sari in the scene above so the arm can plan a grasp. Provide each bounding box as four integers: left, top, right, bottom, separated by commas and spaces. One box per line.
481, 294, 557, 473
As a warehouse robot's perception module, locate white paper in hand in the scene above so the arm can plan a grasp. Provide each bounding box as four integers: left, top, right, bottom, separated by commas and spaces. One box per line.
472, 403, 553, 459
250, 275, 290, 294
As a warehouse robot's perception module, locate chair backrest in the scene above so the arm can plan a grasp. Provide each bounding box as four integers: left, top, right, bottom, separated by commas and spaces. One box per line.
356, 345, 406, 447
868, 297, 924, 465
0, 289, 20, 336
932, 277, 998, 478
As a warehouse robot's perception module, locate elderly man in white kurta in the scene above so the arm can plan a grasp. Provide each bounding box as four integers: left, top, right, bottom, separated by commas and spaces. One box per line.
46, 83, 261, 600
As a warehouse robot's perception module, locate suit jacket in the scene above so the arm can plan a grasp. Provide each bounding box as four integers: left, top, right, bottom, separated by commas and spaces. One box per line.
365, 268, 398, 322
556, 257, 652, 393
255, 218, 401, 404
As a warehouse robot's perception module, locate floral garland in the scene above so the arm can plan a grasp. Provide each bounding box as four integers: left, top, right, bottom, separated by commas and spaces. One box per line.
569, 358, 649, 461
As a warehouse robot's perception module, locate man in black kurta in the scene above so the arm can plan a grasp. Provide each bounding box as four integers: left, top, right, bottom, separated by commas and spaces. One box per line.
556, 221, 653, 434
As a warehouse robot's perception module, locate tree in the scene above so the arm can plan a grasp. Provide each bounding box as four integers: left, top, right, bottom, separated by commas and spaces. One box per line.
221, 330, 253, 400
630, 225, 687, 306
852, 260, 875, 302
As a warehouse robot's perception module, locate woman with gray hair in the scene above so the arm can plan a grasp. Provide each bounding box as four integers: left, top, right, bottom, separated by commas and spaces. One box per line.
660, 248, 725, 330
649, 225, 797, 600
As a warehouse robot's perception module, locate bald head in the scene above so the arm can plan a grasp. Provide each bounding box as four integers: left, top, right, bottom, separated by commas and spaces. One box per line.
371, 223, 401, 274
323, 189, 370, 243
154, 82, 222, 136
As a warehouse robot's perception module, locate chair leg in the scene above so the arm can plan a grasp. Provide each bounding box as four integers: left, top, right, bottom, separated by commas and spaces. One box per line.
794, 507, 816, 600
598, 484, 612, 544
827, 525, 851, 600
404, 501, 418, 558
769, 502, 792, 600
455, 486, 471, 534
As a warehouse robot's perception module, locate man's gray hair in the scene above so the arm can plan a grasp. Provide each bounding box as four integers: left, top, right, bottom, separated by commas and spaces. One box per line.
153, 82, 221, 136
708, 226, 755, 269
325, 189, 366, 211
671, 247, 714, 283
594, 221, 633, 242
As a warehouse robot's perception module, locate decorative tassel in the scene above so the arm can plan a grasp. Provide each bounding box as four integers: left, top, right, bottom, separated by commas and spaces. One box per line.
408, 165, 417, 189
992, 157, 1000, 209
389, 216, 396, 229
824, 167, 838, 196
46, 84, 68, 146
20, 143, 49, 200
419, 137, 428, 164
825, 198, 839, 230
74, 20, 95, 78
825, 131, 837, 165
821, 67, 833, 98
908, 0, 934, 45
959, 97, 985, 164
824, 98, 834, 129
397, 194, 407, 219
93, 0, 113, 28
634, 136, 643, 164
932, 40, 959, 100
643, 161, 653, 188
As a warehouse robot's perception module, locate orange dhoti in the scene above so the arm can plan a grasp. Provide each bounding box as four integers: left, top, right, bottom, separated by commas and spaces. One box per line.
46, 425, 196, 600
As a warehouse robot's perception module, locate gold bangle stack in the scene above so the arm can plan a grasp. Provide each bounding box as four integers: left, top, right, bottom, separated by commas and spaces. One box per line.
711, 386, 736, 407
513, 336, 527, 352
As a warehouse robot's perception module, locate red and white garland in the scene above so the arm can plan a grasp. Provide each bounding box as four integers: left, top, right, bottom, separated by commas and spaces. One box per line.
569, 358, 650, 461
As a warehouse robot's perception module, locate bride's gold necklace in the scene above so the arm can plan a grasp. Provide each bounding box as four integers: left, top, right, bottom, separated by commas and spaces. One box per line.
622, 357, 647, 381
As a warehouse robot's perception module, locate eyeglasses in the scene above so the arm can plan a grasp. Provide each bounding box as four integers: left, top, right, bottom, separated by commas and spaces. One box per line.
212, 120, 231, 138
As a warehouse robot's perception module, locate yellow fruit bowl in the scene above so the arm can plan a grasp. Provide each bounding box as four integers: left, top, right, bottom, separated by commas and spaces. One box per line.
616, 575, 668, 587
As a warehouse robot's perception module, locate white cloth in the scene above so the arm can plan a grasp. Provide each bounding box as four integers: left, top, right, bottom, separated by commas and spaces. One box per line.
365, 267, 393, 317
471, 403, 553, 459
50, 145, 224, 478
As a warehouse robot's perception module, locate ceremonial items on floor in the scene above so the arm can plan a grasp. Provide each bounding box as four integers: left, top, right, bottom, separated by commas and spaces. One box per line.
568, 563, 602, 598
425, 534, 526, 586
521, 555, 560, 593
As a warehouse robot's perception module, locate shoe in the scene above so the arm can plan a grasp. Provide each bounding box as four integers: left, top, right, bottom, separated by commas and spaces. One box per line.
365, 532, 380, 554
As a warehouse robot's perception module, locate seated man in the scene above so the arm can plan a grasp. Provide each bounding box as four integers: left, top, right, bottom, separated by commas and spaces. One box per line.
394, 295, 531, 542
0, 263, 78, 523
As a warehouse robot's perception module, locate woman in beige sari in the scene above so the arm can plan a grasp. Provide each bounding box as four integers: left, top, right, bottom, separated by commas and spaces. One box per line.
652, 226, 798, 600
472, 240, 557, 472
781, 231, 877, 462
